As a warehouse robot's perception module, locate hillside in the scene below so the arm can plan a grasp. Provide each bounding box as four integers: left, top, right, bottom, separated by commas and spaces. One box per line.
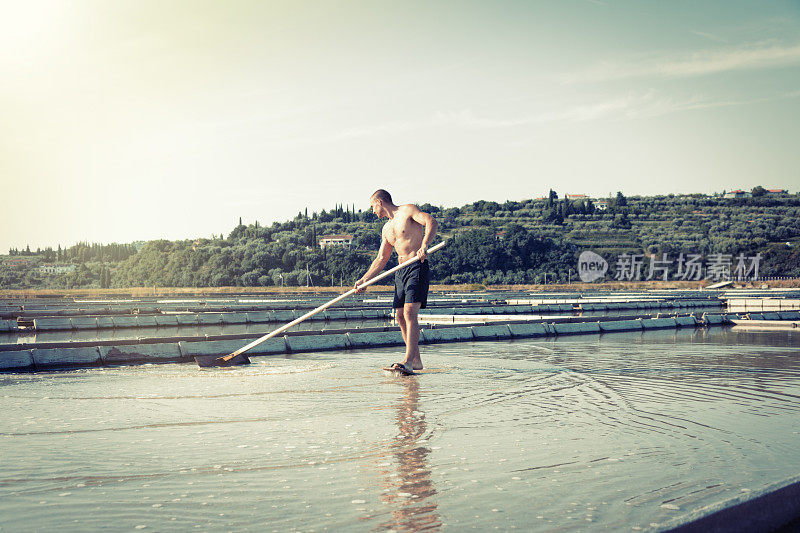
2, 191, 798, 289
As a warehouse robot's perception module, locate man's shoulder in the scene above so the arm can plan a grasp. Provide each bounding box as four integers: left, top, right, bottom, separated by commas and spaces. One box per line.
398, 203, 422, 214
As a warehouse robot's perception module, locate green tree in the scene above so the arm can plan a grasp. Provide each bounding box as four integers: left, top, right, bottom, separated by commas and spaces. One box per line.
547, 189, 558, 207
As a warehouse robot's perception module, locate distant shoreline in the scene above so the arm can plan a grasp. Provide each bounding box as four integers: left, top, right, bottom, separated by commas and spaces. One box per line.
2, 279, 798, 298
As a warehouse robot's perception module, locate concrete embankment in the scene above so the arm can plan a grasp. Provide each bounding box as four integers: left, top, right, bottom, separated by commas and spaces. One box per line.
507, 298, 724, 313
7, 295, 726, 332
0, 312, 738, 371
726, 297, 800, 313
24, 308, 392, 331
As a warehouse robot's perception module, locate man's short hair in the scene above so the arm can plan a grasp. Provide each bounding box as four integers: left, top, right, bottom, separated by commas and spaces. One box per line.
371, 189, 392, 204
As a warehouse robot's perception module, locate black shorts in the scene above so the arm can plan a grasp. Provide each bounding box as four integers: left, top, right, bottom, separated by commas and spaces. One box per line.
393, 260, 429, 309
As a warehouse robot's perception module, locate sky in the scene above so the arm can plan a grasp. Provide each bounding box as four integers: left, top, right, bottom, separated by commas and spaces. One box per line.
1, 0, 799, 253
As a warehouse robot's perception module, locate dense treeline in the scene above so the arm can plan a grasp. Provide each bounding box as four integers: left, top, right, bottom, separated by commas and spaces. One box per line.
108, 223, 573, 287
2, 190, 799, 289
7, 242, 137, 263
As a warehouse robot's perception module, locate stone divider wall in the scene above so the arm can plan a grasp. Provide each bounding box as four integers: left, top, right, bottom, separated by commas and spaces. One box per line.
727, 298, 800, 312
744, 311, 800, 321
507, 299, 724, 312
422, 300, 724, 316
0, 313, 741, 372
17, 300, 725, 332
27, 308, 394, 331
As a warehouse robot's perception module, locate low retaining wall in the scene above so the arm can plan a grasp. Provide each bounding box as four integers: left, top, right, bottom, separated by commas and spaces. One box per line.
507, 323, 549, 338
471, 324, 512, 340
0, 314, 739, 372
33, 347, 102, 368
19, 300, 731, 333
347, 330, 405, 348
727, 297, 800, 313
509, 299, 723, 313
599, 319, 643, 332
285, 333, 350, 353
112, 316, 139, 328
25, 308, 394, 332
1, 350, 34, 370
100, 343, 184, 365
33, 317, 73, 331
420, 326, 474, 343
155, 315, 179, 327
179, 337, 287, 358
553, 322, 602, 335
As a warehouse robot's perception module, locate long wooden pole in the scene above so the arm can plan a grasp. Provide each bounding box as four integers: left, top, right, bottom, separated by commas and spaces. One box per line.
215, 240, 447, 362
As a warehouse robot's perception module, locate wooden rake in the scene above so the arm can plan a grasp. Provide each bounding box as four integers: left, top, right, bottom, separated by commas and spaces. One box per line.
195, 240, 447, 367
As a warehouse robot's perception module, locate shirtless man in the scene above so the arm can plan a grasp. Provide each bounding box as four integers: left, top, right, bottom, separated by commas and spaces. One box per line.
355, 190, 438, 373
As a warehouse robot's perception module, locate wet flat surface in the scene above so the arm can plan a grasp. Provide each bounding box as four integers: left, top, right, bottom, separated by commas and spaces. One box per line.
1, 327, 799, 531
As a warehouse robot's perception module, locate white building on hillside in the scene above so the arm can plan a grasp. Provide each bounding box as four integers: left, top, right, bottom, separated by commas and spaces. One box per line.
318, 234, 353, 249
38, 264, 76, 275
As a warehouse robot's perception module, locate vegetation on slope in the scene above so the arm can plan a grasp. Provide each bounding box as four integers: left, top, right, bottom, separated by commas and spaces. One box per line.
2, 191, 798, 289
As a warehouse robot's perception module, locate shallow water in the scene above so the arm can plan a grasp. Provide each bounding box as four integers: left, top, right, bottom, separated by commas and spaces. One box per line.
1, 327, 799, 531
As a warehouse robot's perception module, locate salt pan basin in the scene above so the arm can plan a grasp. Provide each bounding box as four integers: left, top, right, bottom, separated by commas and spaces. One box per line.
1, 327, 799, 531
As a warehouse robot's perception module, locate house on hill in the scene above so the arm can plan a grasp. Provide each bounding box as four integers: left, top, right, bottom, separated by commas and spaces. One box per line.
765, 189, 788, 197
595, 200, 609, 211
565, 194, 587, 200
3, 258, 30, 268
318, 234, 353, 249
724, 189, 751, 199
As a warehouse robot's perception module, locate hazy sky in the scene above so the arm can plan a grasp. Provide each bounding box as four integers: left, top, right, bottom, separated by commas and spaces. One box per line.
2, 0, 799, 253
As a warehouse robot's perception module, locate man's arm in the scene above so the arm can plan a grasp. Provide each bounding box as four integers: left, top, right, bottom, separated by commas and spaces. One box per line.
411, 207, 438, 262
354, 234, 393, 291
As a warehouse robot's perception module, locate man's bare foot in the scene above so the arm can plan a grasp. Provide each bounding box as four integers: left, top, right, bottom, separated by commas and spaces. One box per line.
409, 357, 423, 370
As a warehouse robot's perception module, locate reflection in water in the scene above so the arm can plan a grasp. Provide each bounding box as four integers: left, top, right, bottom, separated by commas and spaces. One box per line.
375, 378, 441, 532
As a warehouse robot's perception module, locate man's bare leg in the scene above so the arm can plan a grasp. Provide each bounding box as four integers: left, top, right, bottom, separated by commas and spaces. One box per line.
402, 303, 423, 370
396, 308, 408, 345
